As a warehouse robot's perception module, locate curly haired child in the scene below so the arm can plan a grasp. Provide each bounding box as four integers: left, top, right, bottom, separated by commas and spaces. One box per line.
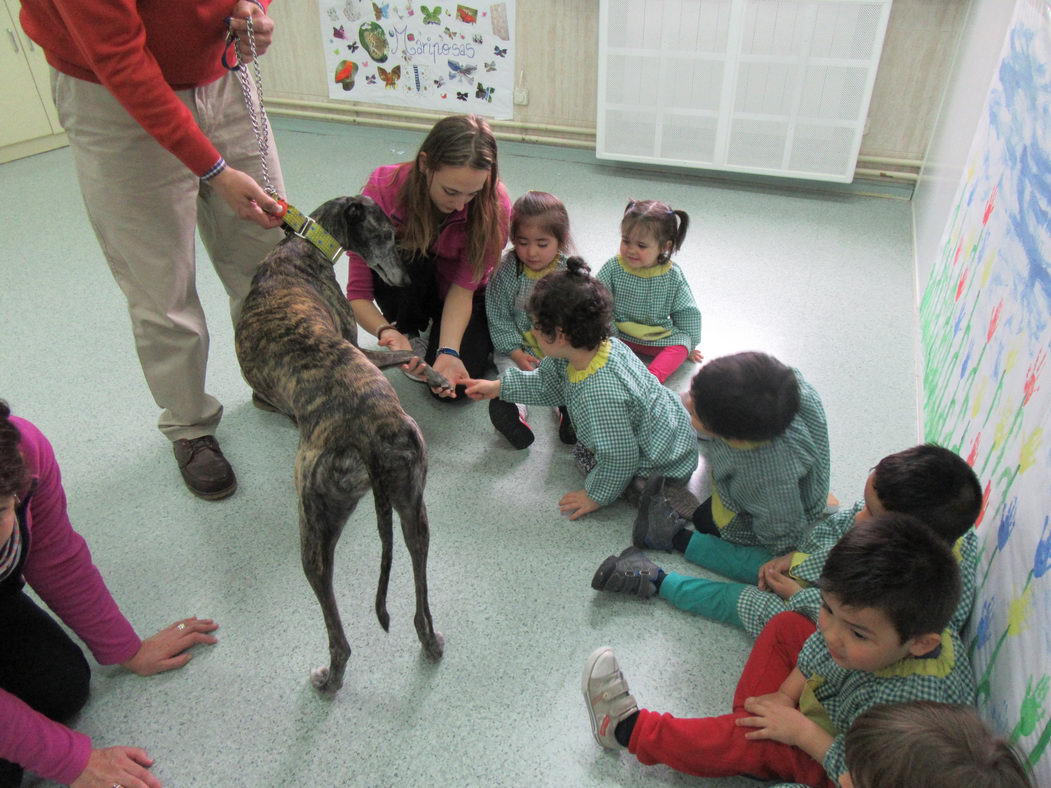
465, 257, 697, 520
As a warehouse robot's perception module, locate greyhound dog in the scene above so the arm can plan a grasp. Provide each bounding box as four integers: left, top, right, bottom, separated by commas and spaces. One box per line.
235, 195, 446, 694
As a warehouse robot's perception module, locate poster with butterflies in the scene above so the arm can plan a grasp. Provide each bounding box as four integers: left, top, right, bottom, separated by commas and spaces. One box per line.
321, 1, 515, 119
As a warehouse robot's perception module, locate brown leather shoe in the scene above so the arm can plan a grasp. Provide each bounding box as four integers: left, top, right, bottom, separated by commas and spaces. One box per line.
173, 435, 237, 500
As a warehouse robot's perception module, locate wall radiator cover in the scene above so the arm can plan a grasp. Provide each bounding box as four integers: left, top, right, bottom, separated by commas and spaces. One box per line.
597, 0, 893, 183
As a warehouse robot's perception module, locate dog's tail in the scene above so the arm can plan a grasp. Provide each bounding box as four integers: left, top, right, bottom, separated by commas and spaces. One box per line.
373, 486, 394, 632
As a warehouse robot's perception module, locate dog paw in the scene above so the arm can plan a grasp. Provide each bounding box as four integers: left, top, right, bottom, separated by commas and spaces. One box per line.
423, 631, 445, 661
422, 369, 454, 391
310, 666, 344, 694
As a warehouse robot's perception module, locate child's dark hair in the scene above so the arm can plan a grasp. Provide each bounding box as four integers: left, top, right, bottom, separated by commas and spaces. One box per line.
510, 191, 572, 275
529, 257, 612, 350
873, 444, 982, 544
846, 702, 1034, 788
0, 400, 26, 498
621, 200, 689, 264
689, 352, 800, 441
820, 513, 960, 642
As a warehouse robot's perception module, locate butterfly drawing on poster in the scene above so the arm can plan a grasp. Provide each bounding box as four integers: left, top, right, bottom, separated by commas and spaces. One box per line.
372, 2, 389, 20
434, 76, 446, 88
456, 91, 468, 101
472, 34, 483, 44
347, 41, 359, 53
456, 5, 477, 23
366, 73, 378, 85
443, 26, 458, 39
493, 45, 507, 57
333, 25, 346, 40
421, 5, 441, 24
327, 8, 339, 22
378, 65, 401, 88
475, 82, 493, 102
484, 60, 496, 72
342, 2, 361, 22
448, 59, 476, 84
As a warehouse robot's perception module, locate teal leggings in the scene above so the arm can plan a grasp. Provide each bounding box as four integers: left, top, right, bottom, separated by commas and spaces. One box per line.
657, 532, 774, 629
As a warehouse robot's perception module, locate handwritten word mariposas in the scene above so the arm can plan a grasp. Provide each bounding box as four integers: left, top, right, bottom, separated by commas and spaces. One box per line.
389, 26, 476, 63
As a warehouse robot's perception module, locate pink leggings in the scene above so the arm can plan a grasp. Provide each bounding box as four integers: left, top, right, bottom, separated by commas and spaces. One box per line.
621, 340, 688, 383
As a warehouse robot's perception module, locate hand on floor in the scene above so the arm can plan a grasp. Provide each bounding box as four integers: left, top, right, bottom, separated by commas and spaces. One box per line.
72, 746, 161, 788
122, 617, 219, 676
559, 489, 600, 520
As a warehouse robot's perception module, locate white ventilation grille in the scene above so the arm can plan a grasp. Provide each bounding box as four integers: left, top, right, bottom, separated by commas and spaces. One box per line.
597, 0, 893, 182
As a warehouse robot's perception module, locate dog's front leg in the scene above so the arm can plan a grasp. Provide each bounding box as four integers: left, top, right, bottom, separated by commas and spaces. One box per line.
360, 348, 453, 392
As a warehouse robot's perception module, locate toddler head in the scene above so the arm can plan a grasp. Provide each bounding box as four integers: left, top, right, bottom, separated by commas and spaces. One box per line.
819, 513, 960, 666
619, 199, 689, 269
0, 401, 25, 499
846, 701, 1033, 788
859, 444, 982, 544
686, 352, 799, 442
529, 257, 612, 351
510, 191, 572, 273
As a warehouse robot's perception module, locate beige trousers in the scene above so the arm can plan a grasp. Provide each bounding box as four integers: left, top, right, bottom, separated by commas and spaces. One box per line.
51, 69, 284, 441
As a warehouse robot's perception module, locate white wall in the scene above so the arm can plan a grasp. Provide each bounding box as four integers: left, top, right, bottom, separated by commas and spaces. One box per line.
912, 0, 1015, 286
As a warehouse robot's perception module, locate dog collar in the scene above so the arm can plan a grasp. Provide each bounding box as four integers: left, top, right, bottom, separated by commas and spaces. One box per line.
281, 203, 345, 264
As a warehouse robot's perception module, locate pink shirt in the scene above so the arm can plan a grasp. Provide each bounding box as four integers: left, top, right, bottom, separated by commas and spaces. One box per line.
0, 418, 141, 785
345, 162, 511, 301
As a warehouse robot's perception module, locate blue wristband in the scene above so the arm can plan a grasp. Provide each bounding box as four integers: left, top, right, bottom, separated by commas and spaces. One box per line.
437, 347, 461, 359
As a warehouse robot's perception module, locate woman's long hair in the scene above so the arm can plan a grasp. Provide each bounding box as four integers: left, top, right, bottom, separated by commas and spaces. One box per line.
396, 115, 503, 282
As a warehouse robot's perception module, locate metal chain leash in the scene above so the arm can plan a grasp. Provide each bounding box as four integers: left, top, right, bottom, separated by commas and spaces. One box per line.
232, 14, 276, 197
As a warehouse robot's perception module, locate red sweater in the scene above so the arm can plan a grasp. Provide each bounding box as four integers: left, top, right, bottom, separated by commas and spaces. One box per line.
19, 0, 272, 176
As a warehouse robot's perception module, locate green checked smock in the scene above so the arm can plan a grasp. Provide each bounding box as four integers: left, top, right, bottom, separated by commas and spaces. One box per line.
485, 251, 567, 357
499, 338, 698, 505
702, 369, 830, 554
596, 256, 702, 349
736, 506, 980, 638
797, 627, 976, 781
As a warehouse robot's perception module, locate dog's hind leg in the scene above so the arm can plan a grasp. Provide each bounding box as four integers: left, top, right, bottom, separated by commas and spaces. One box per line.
393, 490, 445, 661
297, 451, 365, 694
373, 490, 394, 632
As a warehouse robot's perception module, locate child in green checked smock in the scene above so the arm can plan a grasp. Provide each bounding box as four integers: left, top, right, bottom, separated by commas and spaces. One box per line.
592, 444, 982, 643
465, 257, 698, 521
596, 200, 702, 383
580, 514, 976, 787
484, 191, 574, 450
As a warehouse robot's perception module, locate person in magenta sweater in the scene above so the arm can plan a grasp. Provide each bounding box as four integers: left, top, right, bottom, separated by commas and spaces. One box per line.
346, 114, 512, 402
18, 0, 287, 500
0, 402, 218, 788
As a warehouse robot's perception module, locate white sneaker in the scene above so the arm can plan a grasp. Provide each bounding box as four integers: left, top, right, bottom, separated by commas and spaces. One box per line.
581, 647, 637, 750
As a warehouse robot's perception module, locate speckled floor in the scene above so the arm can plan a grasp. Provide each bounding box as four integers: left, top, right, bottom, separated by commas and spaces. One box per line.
2, 118, 917, 787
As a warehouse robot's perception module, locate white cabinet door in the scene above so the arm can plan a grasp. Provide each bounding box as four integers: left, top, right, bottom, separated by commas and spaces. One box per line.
0, 0, 53, 147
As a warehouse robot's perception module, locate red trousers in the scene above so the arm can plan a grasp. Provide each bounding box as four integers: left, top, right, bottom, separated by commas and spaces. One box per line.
621, 340, 688, 383
629, 612, 834, 787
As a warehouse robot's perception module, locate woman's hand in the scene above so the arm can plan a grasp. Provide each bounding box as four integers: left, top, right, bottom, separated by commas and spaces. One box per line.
71, 747, 160, 788
510, 349, 540, 371
207, 167, 283, 229
431, 354, 466, 397
463, 378, 500, 400
559, 489, 600, 520
378, 328, 412, 352
120, 617, 219, 677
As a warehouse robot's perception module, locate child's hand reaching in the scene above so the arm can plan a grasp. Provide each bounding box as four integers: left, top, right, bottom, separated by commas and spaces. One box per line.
559, 489, 600, 520
463, 378, 501, 400
510, 349, 540, 371
688, 348, 703, 363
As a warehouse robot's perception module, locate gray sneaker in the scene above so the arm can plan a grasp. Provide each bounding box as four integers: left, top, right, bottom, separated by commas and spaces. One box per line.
582, 646, 637, 750
591, 547, 661, 598
633, 476, 691, 551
